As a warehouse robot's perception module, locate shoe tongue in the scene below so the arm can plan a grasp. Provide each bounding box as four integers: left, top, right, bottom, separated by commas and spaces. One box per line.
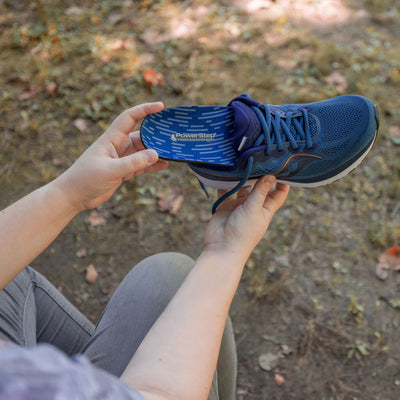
230, 96, 318, 154
230, 97, 262, 154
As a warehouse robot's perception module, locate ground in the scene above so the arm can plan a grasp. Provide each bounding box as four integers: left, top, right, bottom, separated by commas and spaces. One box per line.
1, 0, 400, 399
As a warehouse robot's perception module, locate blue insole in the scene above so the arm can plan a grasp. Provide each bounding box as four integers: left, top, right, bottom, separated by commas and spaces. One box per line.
140, 106, 237, 166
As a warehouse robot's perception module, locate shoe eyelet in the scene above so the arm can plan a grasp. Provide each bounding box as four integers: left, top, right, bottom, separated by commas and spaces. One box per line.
288, 145, 300, 153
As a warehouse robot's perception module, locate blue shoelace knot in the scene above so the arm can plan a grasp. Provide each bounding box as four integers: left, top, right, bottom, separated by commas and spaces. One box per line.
251, 104, 314, 156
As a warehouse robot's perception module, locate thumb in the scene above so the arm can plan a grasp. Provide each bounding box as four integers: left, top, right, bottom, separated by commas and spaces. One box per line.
116, 149, 159, 178
244, 176, 276, 211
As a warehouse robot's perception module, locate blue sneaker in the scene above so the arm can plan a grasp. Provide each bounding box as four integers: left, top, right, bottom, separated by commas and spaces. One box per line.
141, 94, 379, 213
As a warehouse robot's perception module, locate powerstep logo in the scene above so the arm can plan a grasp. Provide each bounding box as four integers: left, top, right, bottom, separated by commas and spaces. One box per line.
170, 133, 216, 142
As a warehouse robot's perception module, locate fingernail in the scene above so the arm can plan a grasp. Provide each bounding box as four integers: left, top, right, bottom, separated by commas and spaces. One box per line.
145, 150, 158, 164
263, 175, 275, 185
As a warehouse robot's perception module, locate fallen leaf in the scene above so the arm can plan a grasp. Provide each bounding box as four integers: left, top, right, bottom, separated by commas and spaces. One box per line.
6, 75, 28, 83
86, 210, 106, 227
73, 118, 89, 132
91, 100, 101, 112
135, 197, 156, 206
107, 13, 124, 25
323, 71, 348, 92
387, 245, 400, 256
85, 264, 98, 283
46, 82, 57, 96
140, 29, 167, 46
274, 254, 290, 268
139, 0, 153, 8
376, 246, 400, 280
245, 0, 273, 13
18, 87, 40, 101
52, 158, 63, 166
30, 43, 43, 56
281, 344, 292, 355
65, 6, 83, 15
157, 189, 184, 215
100, 54, 111, 63
389, 126, 400, 145
258, 352, 281, 371
143, 67, 165, 86
123, 0, 133, 7
262, 335, 281, 345
109, 39, 124, 50
76, 248, 88, 258
274, 373, 285, 385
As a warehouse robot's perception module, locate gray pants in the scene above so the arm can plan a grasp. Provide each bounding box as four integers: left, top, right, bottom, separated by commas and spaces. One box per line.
0, 253, 236, 400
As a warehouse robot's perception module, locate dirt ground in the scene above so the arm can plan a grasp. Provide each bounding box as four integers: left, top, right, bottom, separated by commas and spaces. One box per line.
1, 0, 400, 399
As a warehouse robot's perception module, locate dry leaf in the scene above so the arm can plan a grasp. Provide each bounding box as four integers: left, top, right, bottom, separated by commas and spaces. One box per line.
76, 248, 88, 258
109, 39, 125, 50
65, 6, 83, 15
86, 210, 106, 227
85, 264, 98, 283
107, 13, 124, 25
52, 158, 62, 166
376, 246, 400, 280
324, 71, 348, 92
274, 373, 285, 385
258, 352, 281, 371
143, 68, 165, 86
123, 0, 133, 7
46, 82, 57, 96
18, 87, 40, 101
73, 118, 89, 133
389, 125, 400, 145
281, 344, 292, 355
246, 0, 273, 13
389, 126, 400, 137
6, 75, 28, 83
157, 190, 184, 215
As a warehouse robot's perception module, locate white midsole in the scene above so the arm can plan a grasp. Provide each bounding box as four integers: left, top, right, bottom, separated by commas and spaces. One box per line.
192, 135, 377, 190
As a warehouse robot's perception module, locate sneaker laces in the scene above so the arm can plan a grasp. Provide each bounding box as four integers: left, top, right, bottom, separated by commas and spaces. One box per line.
211, 98, 312, 214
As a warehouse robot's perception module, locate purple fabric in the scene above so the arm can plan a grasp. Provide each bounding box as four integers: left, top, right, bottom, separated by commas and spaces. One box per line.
0, 341, 144, 400
229, 96, 262, 154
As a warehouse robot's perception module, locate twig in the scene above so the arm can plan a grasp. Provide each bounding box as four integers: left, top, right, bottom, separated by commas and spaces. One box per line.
391, 200, 400, 218
0, 164, 10, 178
290, 230, 302, 252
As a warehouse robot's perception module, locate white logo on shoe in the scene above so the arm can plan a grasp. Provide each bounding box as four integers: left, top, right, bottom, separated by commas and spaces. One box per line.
170, 133, 216, 142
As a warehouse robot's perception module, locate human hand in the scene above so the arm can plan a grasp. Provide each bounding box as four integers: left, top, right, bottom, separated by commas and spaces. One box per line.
54, 102, 168, 212
203, 176, 289, 265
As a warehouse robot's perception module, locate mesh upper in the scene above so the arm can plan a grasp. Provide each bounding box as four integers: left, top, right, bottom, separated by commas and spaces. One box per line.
317, 103, 363, 141
252, 166, 276, 176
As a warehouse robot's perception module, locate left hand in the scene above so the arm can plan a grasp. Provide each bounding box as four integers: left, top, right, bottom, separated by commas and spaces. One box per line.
203, 176, 290, 264
54, 102, 168, 212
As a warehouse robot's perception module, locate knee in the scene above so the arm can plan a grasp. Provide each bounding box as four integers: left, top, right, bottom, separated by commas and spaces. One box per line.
127, 252, 195, 290
3, 266, 36, 292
